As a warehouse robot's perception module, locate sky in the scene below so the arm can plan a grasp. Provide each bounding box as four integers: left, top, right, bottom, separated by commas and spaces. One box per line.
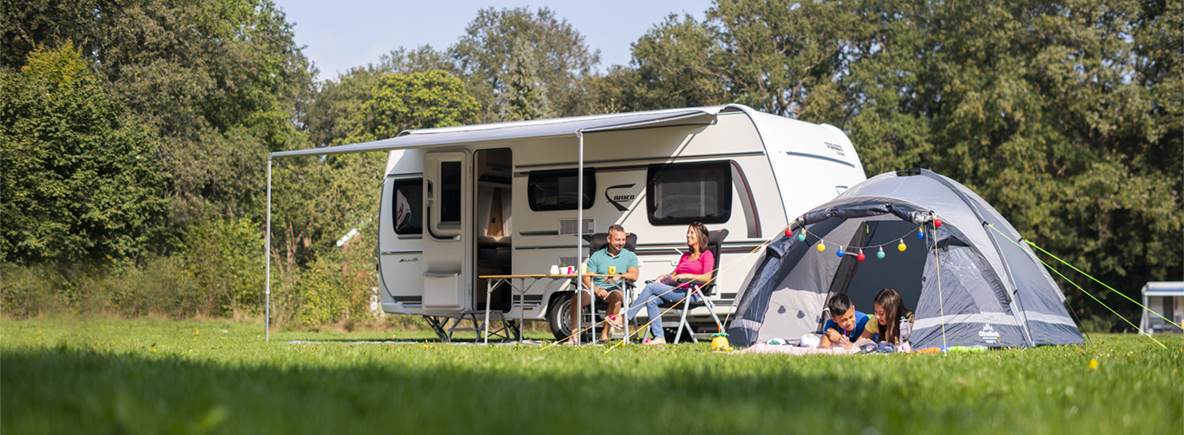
273, 0, 714, 80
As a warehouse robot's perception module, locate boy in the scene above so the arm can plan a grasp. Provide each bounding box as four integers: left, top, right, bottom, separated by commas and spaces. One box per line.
819, 294, 871, 349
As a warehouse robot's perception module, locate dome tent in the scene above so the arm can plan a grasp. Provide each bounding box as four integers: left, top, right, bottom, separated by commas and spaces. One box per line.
727, 169, 1084, 349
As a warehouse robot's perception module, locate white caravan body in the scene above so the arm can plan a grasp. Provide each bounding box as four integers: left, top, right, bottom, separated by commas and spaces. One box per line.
281, 104, 866, 338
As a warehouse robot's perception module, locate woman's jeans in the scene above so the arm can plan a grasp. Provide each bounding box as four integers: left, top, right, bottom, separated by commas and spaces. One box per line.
626, 281, 697, 339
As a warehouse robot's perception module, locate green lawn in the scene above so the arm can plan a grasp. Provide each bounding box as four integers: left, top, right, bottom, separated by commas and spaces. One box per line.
2, 317, 1180, 434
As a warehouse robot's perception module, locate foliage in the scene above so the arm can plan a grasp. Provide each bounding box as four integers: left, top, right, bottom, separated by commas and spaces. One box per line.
361, 70, 480, 140
500, 38, 554, 121
181, 216, 264, 317
449, 6, 600, 121
1, 43, 167, 265
303, 46, 454, 148
2, 0, 316, 224
2, 318, 1182, 434
609, 0, 1182, 326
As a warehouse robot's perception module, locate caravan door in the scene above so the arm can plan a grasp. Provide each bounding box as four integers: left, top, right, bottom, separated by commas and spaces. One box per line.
421, 151, 471, 312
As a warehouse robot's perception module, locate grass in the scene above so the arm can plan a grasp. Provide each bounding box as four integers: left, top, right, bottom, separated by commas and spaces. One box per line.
2, 316, 1181, 434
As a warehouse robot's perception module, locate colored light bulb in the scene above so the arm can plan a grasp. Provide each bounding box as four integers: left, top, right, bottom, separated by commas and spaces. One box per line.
876, 247, 886, 259
785, 228, 793, 238
837, 247, 845, 257
898, 240, 907, 252
798, 232, 806, 242
817, 241, 826, 252
857, 250, 865, 261
934, 219, 942, 228
917, 230, 925, 240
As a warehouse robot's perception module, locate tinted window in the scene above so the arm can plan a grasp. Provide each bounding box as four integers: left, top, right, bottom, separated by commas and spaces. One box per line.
392, 179, 423, 235
647, 161, 732, 225
527, 169, 595, 211
439, 161, 462, 223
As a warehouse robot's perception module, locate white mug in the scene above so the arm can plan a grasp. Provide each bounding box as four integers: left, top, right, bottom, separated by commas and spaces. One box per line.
549, 265, 560, 275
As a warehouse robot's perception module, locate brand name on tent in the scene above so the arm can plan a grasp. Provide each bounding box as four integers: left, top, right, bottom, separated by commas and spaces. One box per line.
825, 142, 845, 156
979, 323, 1000, 344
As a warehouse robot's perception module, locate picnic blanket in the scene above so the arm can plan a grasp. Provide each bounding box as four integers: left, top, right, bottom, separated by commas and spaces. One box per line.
740, 344, 860, 355
739, 341, 912, 355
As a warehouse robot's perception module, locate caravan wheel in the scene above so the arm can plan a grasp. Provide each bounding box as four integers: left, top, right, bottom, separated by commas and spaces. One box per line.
546, 292, 590, 342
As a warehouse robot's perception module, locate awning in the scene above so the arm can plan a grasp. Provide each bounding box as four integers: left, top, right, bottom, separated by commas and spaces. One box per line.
270, 106, 723, 158
1143, 281, 1184, 297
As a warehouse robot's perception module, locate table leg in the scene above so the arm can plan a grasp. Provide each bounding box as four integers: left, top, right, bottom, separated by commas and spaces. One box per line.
483, 279, 494, 345
519, 278, 526, 344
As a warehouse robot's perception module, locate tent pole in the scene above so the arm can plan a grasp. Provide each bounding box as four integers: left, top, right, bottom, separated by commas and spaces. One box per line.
265, 156, 272, 342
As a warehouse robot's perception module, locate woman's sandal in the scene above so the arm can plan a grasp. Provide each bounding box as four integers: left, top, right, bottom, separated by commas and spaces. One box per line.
605, 314, 625, 329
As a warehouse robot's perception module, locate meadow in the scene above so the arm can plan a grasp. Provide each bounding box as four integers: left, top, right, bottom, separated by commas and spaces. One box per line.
2, 317, 1180, 434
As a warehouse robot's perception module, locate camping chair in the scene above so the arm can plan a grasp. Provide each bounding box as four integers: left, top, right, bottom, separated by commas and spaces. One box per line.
659, 229, 728, 344
578, 232, 638, 341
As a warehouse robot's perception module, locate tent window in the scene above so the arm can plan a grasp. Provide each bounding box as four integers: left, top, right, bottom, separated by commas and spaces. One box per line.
391, 179, 423, 235
439, 161, 462, 223
527, 168, 595, 211
647, 161, 732, 225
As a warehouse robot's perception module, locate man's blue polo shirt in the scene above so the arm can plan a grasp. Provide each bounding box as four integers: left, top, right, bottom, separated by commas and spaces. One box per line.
586, 247, 638, 289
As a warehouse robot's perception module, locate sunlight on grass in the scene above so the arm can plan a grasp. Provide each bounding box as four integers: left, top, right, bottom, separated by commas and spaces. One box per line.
2, 317, 1181, 434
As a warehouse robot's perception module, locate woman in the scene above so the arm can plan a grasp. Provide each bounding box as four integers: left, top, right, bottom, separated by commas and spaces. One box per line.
860, 288, 915, 346
625, 222, 714, 344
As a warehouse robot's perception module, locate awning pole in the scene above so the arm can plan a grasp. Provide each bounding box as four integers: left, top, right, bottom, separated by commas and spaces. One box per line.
265, 156, 272, 342
577, 130, 588, 345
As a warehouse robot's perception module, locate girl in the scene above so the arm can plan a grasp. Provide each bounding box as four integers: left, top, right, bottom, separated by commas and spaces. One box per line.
861, 288, 914, 346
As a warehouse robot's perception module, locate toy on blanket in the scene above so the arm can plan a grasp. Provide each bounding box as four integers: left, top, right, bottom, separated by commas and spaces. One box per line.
711, 333, 732, 352
766, 338, 788, 345
799, 333, 821, 348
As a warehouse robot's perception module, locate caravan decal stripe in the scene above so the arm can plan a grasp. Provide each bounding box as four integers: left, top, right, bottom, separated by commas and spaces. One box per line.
913, 313, 1019, 329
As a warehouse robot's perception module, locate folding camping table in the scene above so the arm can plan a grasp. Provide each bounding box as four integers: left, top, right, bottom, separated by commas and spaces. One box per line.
479, 273, 632, 345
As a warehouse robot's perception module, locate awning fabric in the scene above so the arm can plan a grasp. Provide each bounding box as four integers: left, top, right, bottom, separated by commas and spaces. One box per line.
1143, 282, 1184, 297
270, 107, 722, 158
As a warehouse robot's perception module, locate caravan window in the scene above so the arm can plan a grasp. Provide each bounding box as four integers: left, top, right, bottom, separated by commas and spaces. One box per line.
391, 179, 423, 235
439, 161, 462, 223
527, 169, 595, 211
647, 161, 732, 225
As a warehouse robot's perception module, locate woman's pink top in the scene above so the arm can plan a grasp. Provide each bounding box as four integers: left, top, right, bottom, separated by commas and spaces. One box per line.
674, 250, 715, 277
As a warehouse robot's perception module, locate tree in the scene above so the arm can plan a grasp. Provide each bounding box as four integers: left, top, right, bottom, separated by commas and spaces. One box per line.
501, 38, 554, 121
2, 0, 316, 224
591, 14, 728, 112
1, 43, 167, 265
303, 46, 454, 148
360, 70, 480, 140
449, 7, 600, 121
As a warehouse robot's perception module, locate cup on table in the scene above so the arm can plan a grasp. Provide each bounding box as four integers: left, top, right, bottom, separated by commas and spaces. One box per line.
549, 265, 560, 275
580, 263, 587, 274
607, 265, 617, 275
565, 266, 575, 274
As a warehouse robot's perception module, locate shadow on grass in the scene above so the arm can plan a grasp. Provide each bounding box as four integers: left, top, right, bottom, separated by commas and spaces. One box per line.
3, 342, 1179, 435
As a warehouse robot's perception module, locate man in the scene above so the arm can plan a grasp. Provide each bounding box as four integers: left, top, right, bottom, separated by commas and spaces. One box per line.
570, 224, 639, 343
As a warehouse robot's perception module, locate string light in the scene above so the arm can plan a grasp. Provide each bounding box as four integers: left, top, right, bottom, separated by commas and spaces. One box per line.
785, 228, 793, 238
796, 215, 943, 258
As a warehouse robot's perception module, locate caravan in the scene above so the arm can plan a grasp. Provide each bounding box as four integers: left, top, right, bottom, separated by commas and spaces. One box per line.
270, 104, 867, 341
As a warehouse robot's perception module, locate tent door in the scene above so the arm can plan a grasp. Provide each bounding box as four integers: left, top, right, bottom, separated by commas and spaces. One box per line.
422, 151, 471, 311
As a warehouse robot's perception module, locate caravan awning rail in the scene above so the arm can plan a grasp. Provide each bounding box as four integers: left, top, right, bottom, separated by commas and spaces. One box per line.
270, 107, 723, 159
